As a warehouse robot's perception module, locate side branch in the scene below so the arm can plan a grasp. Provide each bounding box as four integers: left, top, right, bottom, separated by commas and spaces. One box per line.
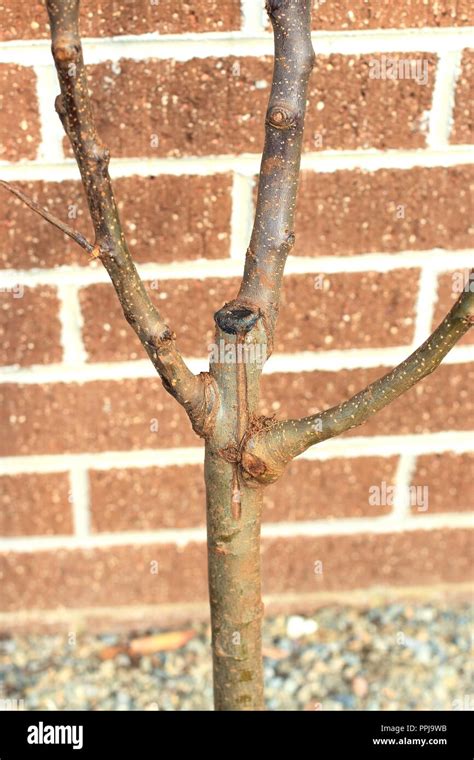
37, 0, 214, 435
242, 274, 474, 483
215, 0, 314, 348
0, 180, 94, 255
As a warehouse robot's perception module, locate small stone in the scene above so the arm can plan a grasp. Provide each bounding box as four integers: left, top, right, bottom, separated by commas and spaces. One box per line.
286, 616, 318, 639
352, 676, 369, 698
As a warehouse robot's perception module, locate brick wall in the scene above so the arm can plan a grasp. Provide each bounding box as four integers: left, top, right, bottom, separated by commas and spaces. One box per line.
0, 1, 473, 631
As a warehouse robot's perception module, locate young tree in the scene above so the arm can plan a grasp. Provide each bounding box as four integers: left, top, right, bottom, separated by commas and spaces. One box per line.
2, 0, 473, 711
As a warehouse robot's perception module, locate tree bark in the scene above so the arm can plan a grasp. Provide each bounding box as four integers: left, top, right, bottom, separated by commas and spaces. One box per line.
205, 318, 267, 710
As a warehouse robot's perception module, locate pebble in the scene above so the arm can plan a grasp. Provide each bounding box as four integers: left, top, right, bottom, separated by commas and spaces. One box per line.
0, 602, 469, 710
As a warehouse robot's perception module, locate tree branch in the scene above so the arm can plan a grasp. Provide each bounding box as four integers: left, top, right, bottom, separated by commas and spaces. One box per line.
214, 0, 314, 351
242, 273, 474, 483
5, 0, 216, 437
0, 180, 95, 255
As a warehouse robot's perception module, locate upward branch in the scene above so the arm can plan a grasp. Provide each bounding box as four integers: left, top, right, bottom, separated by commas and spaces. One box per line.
242, 273, 474, 483
2, 0, 215, 437
215, 0, 314, 349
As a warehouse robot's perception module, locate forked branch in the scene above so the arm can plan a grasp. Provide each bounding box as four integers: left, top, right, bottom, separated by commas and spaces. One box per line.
1, 0, 215, 437
242, 273, 474, 483
215, 0, 315, 350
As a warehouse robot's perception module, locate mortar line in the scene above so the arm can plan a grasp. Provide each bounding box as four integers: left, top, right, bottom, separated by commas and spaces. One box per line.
229, 172, 254, 260
413, 265, 441, 345
34, 64, 65, 163
0, 432, 472, 475
0, 511, 471, 553
427, 50, 463, 149
1, 250, 473, 290
57, 283, 88, 364
0, 27, 473, 66
1, 146, 473, 182
69, 467, 91, 537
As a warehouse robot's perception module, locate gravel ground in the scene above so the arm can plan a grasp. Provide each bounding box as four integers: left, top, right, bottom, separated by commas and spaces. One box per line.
0, 602, 471, 711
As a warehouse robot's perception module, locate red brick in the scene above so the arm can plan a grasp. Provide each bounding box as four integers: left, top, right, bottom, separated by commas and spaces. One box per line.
0, 472, 73, 536
83, 54, 435, 158
90, 465, 205, 532
80, 270, 418, 363
304, 54, 436, 152
1, 528, 471, 611
262, 529, 473, 595
89, 456, 398, 532
79, 278, 235, 362
260, 363, 474, 437
276, 270, 418, 351
294, 166, 474, 256
311, 0, 474, 30
0, 286, 62, 366
451, 49, 474, 144
82, 57, 270, 158
411, 453, 474, 513
1, 362, 471, 459
0, 64, 40, 161
0, 542, 207, 611
0, 379, 200, 457
265, 457, 398, 520
0, 0, 241, 41
433, 271, 474, 345
0, 175, 231, 270
3, 1, 472, 42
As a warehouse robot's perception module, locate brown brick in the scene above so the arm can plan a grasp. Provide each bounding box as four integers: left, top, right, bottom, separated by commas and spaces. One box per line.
0, 379, 200, 457
80, 278, 236, 362
451, 49, 474, 144
276, 270, 418, 351
262, 529, 474, 595
90, 465, 205, 532
0, 542, 207, 611
294, 166, 474, 256
1, 180, 91, 270
433, 271, 474, 345
80, 270, 417, 363
0, 1, 241, 42
1, 528, 471, 611
89, 456, 398, 531
84, 54, 435, 158
0, 65, 40, 161
0, 472, 72, 536
0, 286, 62, 366
2, 363, 470, 459
81, 57, 269, 158
0, 175, 231, 270
260, 363, 474, 437
411, 453, 474, 514
265, 457, 398, 520
304, 54, 436, 152
311, 0, 474, 30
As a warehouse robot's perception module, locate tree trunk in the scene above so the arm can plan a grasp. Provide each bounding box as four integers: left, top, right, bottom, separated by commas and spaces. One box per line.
205, 448, 265, 710
205, 317, 267, 710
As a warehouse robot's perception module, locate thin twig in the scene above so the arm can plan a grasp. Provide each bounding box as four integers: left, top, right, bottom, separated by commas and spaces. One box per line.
0, 179, 94, 254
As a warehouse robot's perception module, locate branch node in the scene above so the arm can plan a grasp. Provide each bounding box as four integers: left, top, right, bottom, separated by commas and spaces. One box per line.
214, 300, 261, 335
52, 35, 80, 64
266, 105, 298, 130
187, 372, 219, 439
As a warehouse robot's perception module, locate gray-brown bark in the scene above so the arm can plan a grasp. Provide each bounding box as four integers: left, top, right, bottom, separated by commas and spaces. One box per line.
205, 320, 267, 709
43, 0, 214, 436
2, 0, 472, 711
242, 273, 474, 484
